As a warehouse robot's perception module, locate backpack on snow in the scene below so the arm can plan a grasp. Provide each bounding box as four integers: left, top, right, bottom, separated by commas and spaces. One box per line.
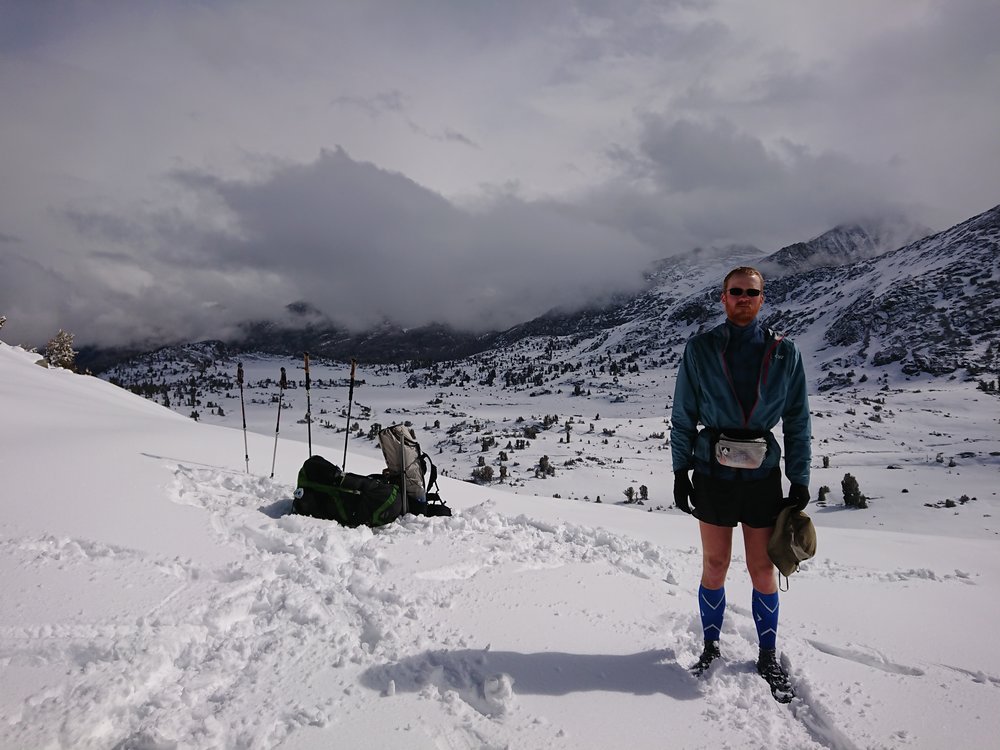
378, 424, 450, 517
292, 454, 403, 528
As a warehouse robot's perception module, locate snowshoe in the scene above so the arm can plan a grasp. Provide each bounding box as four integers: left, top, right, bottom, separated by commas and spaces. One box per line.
690, 640, 721, 677
756, 648, 795, 703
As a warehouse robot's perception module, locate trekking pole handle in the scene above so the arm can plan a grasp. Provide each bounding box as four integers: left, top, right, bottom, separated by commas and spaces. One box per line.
279, 366, 287, 390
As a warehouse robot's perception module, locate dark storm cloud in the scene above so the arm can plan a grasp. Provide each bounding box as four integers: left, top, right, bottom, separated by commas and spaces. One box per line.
636, 117, 783, 192
51, 149, 654, 343
1, 0, 997, 349
180, 149, 652, 330
597, 114, 907, 250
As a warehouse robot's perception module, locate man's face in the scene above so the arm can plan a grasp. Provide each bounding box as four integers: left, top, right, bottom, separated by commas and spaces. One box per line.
722, 272, 764, 326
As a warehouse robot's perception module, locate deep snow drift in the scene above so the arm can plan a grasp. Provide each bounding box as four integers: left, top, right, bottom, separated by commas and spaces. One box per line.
2, 341, 1000, 750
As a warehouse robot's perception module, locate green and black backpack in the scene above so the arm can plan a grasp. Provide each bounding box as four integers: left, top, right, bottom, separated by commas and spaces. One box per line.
292, 455, 403, 528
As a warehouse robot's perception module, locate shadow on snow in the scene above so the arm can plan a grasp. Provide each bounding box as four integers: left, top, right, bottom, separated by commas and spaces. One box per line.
361, 648, 700, 705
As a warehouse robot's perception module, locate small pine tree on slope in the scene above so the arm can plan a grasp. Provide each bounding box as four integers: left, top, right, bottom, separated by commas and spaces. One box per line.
842, 472, 868, 509
45, 329, 77, 370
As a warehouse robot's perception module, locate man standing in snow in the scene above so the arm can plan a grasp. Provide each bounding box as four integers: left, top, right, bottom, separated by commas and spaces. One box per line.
670, 266, 811, 702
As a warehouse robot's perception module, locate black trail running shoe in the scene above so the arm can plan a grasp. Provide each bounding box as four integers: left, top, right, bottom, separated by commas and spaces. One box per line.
690, 640, 722, 677
756, 648, 795, 703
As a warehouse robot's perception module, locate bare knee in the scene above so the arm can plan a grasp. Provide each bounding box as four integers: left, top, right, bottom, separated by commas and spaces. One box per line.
742, 525, 776, 592
702, 554, 731, 587
747, 560, 776, 592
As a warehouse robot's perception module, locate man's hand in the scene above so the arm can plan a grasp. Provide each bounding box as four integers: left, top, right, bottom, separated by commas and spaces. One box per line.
674, 470, 695, 514
787, 483, 810, 512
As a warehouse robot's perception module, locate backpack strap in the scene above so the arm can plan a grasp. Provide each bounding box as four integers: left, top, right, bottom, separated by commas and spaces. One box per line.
420, 452, 439, 494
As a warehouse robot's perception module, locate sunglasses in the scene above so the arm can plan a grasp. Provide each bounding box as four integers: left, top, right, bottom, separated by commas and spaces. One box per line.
727, 287, 762, 297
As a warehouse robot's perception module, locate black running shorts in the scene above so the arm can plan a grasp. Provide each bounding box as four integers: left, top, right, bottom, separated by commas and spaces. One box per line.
692, 468, 784, 528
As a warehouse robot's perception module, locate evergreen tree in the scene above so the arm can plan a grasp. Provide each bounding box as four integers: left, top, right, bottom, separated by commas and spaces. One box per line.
471, 465, 494, 483
44, 329, 77, 369
842, 473, 868, 508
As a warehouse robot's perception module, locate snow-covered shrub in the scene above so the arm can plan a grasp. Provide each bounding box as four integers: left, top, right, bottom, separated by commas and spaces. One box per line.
471, 465, 494, 483
44, 329, 77, 370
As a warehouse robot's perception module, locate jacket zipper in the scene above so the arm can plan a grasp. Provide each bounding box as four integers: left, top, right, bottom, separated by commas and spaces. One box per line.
719, 332, 783, 429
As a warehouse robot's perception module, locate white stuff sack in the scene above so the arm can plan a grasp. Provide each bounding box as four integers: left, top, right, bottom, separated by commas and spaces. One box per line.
378, 424, 426, 499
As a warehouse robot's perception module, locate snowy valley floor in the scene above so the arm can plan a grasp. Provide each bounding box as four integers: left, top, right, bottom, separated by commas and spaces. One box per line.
2, 342, 1000, 749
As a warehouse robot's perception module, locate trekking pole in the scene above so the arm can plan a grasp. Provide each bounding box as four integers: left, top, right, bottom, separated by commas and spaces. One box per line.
303, 352, 313, 457
270, 367, 287, 479
342, 358, 357, 471
237, 362, 249, 473
398, 430, 409, 516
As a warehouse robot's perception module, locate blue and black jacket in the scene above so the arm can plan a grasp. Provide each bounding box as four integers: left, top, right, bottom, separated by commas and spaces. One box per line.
670, 321, 811, 485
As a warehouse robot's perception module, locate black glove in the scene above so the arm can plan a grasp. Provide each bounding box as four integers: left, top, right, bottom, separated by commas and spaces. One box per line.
787, 483, 810, 512
674, 470, 695, 514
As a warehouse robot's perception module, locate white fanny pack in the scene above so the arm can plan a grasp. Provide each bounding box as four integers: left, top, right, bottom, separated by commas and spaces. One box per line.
714, 433, 768, 470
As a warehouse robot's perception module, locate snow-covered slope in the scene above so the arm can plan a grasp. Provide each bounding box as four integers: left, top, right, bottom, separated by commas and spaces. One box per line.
762, 204, 1000, 382
4, 341, 1000, 749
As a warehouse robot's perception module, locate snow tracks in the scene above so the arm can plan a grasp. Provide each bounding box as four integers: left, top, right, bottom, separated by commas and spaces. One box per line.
3, 461, 996, 749
0, 462, 689, 749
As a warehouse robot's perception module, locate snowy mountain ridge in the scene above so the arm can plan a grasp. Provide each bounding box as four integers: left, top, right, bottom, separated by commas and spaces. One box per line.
89, 204, 998, 387
758, 214, 931, 276
609, 204, 998, 382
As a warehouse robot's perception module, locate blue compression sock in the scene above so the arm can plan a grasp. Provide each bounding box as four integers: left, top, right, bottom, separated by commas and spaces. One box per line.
699, 584, 726, 642
752, 589, 780, 650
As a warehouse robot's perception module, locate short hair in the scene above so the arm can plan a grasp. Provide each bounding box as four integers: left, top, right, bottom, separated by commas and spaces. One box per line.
722, 266, 764, 293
